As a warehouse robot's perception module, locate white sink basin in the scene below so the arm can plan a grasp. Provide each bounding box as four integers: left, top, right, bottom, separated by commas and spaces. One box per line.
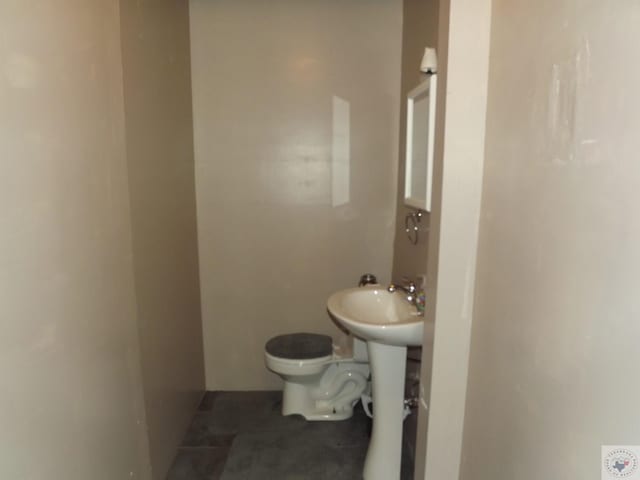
327, 286, 424, 347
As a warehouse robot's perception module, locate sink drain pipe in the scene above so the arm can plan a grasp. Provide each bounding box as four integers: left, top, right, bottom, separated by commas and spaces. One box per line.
360, 393, 416, 421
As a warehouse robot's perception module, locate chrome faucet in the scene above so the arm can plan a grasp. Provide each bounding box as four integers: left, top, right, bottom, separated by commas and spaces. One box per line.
387, 280, 418, 305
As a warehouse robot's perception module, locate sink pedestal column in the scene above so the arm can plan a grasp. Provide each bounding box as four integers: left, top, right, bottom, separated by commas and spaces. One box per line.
363, 341, 407, 480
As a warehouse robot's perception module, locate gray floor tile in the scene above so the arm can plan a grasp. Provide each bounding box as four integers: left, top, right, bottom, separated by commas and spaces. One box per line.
185, 409, 304, 439
170, 391, 414, 480
196, 391, 308, 435
167, 447, 229, 480
220, 430, 367, 480
182, 415, 236, 448
198, 392, 219, 412
288, 408, 371, 448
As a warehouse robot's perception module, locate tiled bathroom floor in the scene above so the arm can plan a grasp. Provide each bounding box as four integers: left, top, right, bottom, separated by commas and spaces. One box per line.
166, 391, 414, 480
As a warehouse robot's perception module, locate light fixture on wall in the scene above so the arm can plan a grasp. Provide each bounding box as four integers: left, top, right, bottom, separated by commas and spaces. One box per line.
420, 47, 437, 74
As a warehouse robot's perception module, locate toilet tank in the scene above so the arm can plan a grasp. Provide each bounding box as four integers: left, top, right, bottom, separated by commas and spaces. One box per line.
333, 331, 368, 362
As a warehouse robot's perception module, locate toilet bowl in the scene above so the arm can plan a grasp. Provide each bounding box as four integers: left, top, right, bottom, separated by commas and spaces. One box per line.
265, 332, 370, 421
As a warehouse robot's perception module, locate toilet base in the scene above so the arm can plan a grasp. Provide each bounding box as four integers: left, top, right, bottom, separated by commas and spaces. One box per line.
279, 362, 370, 421
282, 383, 353, 421
282, 381, 356, 421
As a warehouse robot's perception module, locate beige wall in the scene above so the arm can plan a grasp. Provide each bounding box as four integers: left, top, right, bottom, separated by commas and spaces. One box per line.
0, 1, 151, 479
190, 0, 402, 390
392, 0, 440, 465
391, 0, 439, 282
415, 0, 492, 478
119, 1, 204, 478
460, 2, 640, 479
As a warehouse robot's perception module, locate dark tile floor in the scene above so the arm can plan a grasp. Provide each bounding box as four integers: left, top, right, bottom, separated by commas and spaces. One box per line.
166, 391, 414, 480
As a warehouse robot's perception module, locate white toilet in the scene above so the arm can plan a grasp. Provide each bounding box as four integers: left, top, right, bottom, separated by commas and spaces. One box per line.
264, 332, 370, 421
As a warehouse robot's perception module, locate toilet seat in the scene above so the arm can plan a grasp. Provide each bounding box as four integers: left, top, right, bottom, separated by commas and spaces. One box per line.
265, 333, 333, 360
265, 333, 335, 376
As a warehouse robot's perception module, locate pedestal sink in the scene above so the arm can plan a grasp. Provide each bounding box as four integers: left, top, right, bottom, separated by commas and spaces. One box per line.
327, 286, 429, 480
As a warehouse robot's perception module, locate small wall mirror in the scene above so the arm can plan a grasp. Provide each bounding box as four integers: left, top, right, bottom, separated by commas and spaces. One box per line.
404, 75, 437, 212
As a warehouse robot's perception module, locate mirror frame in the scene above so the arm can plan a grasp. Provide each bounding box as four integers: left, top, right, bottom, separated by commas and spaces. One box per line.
404, 74, 437, 212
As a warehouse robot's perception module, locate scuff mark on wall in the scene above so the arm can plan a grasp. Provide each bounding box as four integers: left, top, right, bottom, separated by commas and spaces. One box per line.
547, 60, 577, 166
540, 36, 599, 168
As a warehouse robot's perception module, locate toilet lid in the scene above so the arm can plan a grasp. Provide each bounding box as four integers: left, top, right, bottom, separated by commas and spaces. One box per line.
265, 333, 333, 360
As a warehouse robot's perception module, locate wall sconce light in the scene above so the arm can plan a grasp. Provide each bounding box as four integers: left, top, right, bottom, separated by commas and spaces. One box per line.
420, 47, 437, 74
